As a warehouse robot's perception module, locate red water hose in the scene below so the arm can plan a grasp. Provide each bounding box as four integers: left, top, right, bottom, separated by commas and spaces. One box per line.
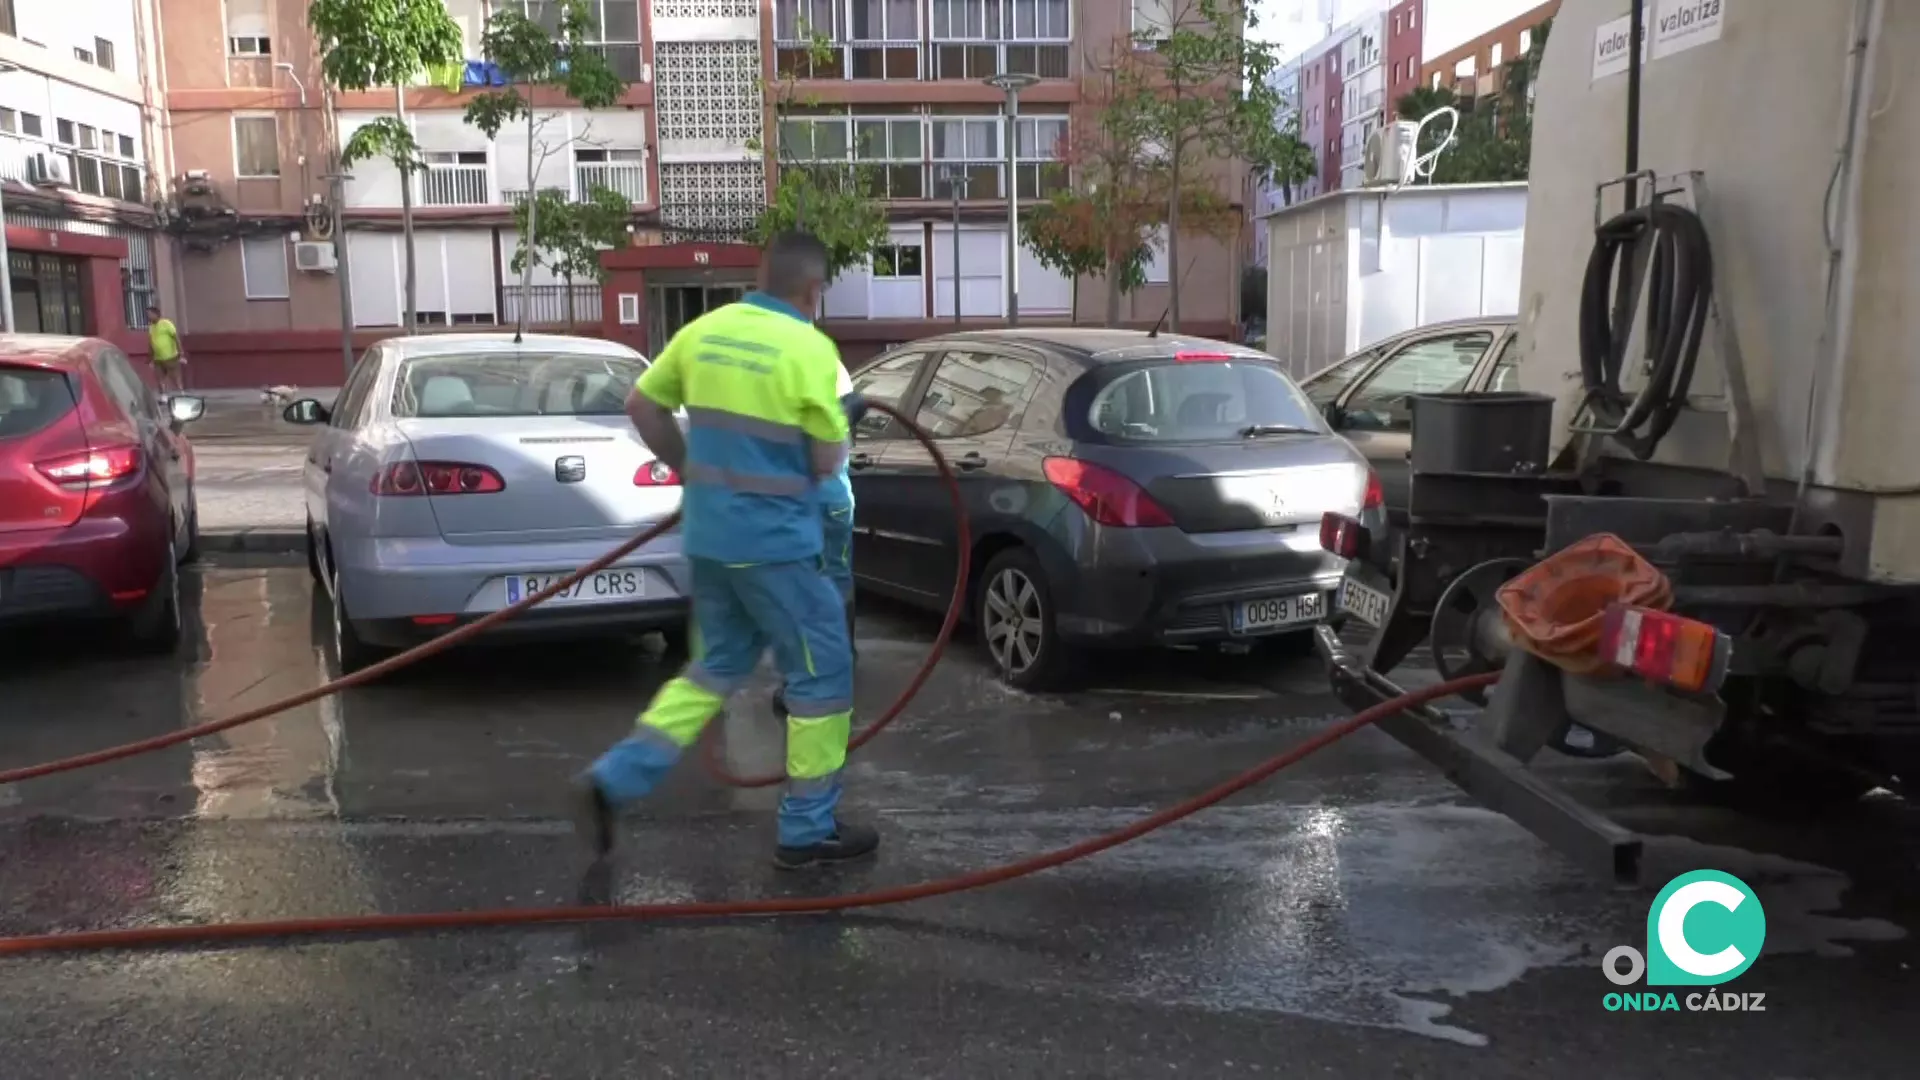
0, 672, 1499, 956
0, 401, 967, 789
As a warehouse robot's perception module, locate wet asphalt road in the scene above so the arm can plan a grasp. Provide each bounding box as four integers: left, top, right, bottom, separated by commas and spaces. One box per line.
3, 561, 1918, 1078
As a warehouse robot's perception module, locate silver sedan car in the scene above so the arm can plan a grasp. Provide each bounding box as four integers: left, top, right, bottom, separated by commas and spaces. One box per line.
283, 334, 687, 671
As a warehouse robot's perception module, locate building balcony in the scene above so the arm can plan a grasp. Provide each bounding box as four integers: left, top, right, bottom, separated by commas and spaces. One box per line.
776, 39, 924, 80
576, 160, 648, 204
418, 162, 490, 207
773, 38, 1071, 82
932, 40, 1069, 80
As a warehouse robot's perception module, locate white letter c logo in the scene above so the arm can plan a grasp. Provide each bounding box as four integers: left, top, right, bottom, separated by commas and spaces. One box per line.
1658, 880, 1748, 978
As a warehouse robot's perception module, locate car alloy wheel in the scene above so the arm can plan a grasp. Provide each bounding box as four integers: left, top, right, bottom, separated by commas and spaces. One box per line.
983, 566, 1046, 677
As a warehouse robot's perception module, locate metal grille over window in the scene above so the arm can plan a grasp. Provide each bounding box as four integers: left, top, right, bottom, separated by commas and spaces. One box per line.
652, 0, 757, 17
653, 40, 762, 156
658, 162, 763, 241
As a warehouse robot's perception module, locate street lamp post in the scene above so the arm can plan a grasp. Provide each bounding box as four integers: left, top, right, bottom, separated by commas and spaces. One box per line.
983, 71, 1039, 328
940, 165, 969, 325
0, 61, 18, 333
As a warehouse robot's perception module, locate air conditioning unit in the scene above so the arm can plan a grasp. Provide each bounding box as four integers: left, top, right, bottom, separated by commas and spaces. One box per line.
27, 154, 71, 188
294, 241, 338, 273
1361, 121, 1419, 189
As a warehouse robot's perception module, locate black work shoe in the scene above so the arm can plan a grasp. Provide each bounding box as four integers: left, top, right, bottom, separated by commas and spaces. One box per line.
572, 777, 616, 859
773, 820, 880, 871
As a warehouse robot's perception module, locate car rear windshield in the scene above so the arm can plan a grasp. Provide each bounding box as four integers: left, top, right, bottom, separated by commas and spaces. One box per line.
1087, 358, 1323, 443
0, 365, 77, 440
392, 353, 649, 419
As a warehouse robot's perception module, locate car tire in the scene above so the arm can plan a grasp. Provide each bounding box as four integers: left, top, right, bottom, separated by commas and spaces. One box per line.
179, 502, 200, 565
129, 540, 184, 655
329, 564, 384, 675
306, 517, 324, 582
976, 547, 1079, 692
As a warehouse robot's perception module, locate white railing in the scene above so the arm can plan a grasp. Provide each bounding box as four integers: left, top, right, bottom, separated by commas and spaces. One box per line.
418, 163, 490, 206
576, 162, 647, 204
501, 284, 603, 326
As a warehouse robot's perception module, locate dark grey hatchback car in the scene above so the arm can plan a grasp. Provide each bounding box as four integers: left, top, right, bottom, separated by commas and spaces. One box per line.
845, 329, 1381, 690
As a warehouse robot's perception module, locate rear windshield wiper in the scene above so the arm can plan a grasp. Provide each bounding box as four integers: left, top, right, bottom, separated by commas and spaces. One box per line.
1240, 424, 1315, 438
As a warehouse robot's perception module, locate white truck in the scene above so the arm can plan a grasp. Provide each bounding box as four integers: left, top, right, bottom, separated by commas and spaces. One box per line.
1316, 0, 1915, 883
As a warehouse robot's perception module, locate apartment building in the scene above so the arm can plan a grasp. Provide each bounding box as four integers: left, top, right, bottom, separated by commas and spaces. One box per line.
137, 0, 1243, 387
0, 0, 172, 355
1334, 12, 1384, 189
1421, 0, 1558, 102
1383, 0, 1421, 111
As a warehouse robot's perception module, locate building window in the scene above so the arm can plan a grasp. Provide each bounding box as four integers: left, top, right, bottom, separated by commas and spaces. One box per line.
872, 242, 922, 278
1408, 5, 1416, 28
1130, 0, 1172, 41
573, 147, 648, 203
1015, 115, 1067, 197
226, 0, 271, 54
1454, 56, 1476, 79
1393, 12, 1401, 33
56, 119, 74, 145
241, 235, 290, 299
1490, 42, 1503, 68
233, 115, 280, 177
933, 0, 1069, 80
17, 112, 37, 137
95, 36, 115, 71
119, 133, 136, 158
1519, 28, 1532, 55
0, 0, 14, 37
418, 150, 490, 205
854, 115, 925, 198
9, 251, 89, 335
1431, 71, 1441, 89
73, 46, 94, 65
1143, 226, 1169, 284
931, 116, 1002, 200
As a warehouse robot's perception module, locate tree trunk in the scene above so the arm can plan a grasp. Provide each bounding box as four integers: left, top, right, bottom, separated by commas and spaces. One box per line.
1166, 151, 1182, 333
517, 108, 537, 337
1104, 260, 1122, 327
565, 271, 577, 332
396, 85, 417, 334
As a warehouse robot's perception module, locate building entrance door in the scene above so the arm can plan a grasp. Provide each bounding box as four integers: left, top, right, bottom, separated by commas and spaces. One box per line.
647, 283, 748, 355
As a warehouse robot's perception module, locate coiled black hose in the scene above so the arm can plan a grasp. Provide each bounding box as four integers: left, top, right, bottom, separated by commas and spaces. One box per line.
1576, 201, 1715, 459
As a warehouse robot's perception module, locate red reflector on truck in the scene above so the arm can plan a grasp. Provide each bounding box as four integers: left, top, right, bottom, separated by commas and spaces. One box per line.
1597, 603, 1731, 695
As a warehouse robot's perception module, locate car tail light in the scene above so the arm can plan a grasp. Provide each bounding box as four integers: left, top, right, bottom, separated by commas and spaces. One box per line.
1320, 512, 1365, 559
634, 461, 680, 487
36, 445, 141, 487
372, 461, 505, 496
1597, 604, 1732, 695
1042, 457, 1175, 528
1363, 470, 1384, 511
1173, 351, 1235, 363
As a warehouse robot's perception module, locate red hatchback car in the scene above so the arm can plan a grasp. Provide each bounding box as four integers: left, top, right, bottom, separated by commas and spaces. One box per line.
0, 335, 204, 651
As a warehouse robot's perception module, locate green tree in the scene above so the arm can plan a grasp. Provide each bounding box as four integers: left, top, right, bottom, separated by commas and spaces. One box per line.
464, 0, 627, 335
510, 186, 632, 330
749, 34, 887, 284
307, 0, 464, 334
1020, 37, 1237, 326
1394, 17, 1551, 185
1122, 0, 1295, 331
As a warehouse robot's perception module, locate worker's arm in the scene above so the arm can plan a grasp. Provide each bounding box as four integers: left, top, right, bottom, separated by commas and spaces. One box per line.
796, 345, 852, 480
630, 340, 688, 472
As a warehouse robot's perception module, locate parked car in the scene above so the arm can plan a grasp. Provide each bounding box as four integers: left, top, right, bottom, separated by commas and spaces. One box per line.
0, 334, 204, 651
1298, 317, 1519, 519
283, 334, 688, 672
842, 329, 1378, 690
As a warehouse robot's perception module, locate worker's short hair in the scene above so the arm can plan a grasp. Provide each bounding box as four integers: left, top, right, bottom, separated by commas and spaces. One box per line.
762, 231, 829, 297
145, 305, 161, 315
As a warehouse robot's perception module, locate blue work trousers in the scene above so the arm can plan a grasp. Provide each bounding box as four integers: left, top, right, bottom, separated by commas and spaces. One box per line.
589, 556, 856, 848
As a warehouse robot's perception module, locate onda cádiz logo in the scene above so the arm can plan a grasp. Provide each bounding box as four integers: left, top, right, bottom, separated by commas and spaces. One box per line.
1602, 870, 1768, 1013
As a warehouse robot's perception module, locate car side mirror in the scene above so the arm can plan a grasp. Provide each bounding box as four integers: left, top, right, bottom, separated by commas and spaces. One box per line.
283, 398, 329, 425
167, 394, 206, 429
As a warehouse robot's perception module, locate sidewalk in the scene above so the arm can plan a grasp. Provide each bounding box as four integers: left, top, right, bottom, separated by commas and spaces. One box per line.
186, 392, 335, 556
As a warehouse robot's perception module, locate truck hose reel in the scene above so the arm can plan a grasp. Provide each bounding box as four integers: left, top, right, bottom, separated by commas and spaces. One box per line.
1577, 202, 1715, 460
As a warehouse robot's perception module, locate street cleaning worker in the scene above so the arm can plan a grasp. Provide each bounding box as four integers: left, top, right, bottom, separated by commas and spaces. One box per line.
574, 230, 875, 871
772, 359, 858, 723
146, 306, 184, 395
